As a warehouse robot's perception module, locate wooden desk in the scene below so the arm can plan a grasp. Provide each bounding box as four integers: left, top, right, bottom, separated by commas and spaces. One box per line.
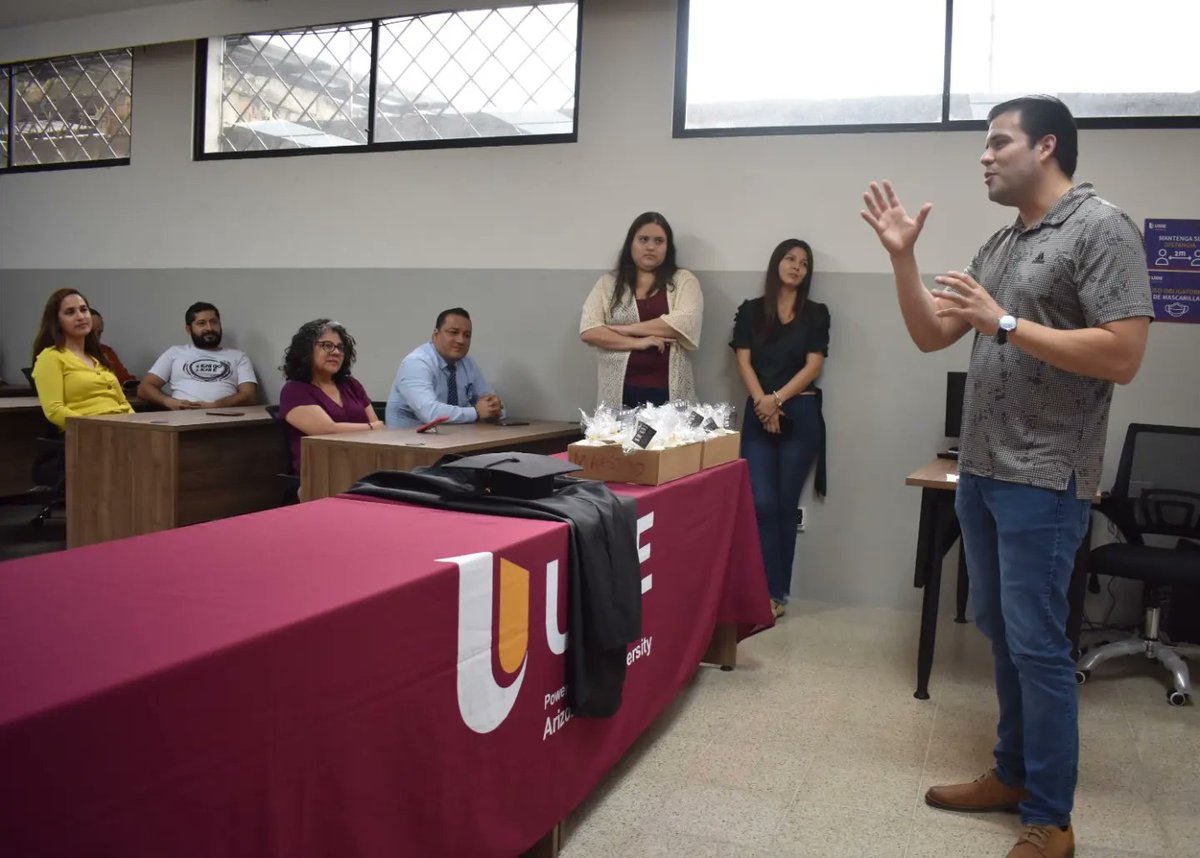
66, 406, 280, 547
0, 397, 46, 495
905, 457, 1096, 700
302, 420, 583, 501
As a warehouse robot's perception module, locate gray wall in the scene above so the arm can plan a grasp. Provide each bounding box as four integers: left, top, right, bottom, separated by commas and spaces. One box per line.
2, 1, 1198, 611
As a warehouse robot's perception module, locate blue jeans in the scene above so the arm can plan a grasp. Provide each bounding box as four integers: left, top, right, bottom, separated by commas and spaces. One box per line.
741, 395, 821, 603
955, 472, 1091, 827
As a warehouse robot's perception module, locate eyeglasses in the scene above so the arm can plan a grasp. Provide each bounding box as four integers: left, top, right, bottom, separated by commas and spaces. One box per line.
316, 341, 345, 355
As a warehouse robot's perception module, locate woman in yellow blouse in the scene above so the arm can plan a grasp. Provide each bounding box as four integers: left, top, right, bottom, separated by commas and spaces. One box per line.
31, 288, 133, 430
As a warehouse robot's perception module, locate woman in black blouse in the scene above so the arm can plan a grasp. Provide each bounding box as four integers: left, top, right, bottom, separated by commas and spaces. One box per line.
730, 239, 830, 618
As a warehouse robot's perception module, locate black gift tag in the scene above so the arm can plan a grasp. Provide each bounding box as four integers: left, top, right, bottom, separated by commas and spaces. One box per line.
632, 421, 657, 449
703, 417, 719, 432
688, 411, 705, 428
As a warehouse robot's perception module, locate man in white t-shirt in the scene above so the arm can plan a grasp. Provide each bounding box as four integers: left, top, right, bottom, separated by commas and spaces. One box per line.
137, 302, 258, 410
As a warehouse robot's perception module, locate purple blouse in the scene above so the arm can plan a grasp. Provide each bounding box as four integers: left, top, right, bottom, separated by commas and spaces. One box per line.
279, 377, 372, 474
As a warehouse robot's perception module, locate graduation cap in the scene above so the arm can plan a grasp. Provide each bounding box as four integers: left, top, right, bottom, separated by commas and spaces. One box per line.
443, 451, 583, 499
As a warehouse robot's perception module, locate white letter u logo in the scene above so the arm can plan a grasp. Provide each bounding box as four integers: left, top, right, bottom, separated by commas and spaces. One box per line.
443, 552, 529, 734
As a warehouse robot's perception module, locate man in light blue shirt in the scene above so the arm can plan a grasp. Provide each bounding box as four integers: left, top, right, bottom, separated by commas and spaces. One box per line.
385, 307, 504, 427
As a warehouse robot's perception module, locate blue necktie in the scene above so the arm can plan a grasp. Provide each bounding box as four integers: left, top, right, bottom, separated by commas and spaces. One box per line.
446, 362, 458, 406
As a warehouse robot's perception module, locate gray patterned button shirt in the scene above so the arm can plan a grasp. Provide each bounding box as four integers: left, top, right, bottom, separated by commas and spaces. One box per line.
960, 182, 1154, 499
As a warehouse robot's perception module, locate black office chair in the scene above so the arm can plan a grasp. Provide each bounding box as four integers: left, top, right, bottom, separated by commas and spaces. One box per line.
265, 405, 301, 506
371, 400, 388, 418
1075, 424, 1200, 705
0, 368, 67, 526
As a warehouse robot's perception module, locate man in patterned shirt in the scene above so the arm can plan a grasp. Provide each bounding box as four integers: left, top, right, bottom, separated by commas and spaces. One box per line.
861, 95, 1153, 858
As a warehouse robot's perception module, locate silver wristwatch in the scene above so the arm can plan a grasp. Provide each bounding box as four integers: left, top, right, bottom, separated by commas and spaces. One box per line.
995, 314, 1017, 345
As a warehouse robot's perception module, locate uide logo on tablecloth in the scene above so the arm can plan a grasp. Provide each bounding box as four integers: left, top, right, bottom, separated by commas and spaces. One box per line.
443, 512, 655, 734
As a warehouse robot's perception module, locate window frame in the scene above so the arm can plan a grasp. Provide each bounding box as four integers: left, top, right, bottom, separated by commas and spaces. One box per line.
193, 2, 584, 162
0, 48, 134, 174
0, 68, 9, 172
672, 0, 1200, 139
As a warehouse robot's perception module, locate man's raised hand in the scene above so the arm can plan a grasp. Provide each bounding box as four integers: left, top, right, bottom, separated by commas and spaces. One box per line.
860, 180, 933, 257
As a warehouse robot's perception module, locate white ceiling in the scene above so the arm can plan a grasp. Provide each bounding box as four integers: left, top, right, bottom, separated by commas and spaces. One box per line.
0, 0, 198, 30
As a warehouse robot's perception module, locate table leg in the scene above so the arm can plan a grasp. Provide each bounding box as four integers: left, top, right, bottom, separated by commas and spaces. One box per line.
912, 489, 960, 696
702, 622, 738, 671
915, 552, 942, 700
954, 538, 969, 623
521, 823, 561, 858
1066, 513, 1093, 660
914, 488, 937, 587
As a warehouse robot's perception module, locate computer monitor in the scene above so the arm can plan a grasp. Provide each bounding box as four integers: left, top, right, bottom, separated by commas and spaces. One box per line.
944, 371, 967, 438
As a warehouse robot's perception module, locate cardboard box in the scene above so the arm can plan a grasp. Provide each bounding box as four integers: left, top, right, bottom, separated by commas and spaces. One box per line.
567, 441, 703, 485
700, 431, 741, 469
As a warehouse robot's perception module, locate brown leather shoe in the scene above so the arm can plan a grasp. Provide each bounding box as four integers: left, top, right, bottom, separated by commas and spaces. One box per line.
1007, 824, 1074, 857
925, 769, 1028, 813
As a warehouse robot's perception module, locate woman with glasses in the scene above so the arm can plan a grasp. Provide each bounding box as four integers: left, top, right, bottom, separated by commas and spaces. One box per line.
278, 318, 382, 475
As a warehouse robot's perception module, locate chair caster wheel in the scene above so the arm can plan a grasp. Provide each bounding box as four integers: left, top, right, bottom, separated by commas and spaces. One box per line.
1167, 690, 1189, 706
1075, 670, 1089, 685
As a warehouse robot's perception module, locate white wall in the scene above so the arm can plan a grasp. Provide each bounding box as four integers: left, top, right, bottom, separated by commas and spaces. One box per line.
2, 2, 1198, 272
2, 0, 1198, 611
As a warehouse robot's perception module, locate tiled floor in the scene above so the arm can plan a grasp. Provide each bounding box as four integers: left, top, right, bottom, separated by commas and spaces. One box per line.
560, 602, 1200, 858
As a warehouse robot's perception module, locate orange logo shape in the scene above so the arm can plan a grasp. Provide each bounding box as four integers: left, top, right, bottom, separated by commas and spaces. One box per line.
442, 552, 530, 734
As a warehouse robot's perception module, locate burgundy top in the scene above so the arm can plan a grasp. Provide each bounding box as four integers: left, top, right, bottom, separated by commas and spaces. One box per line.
623, 287, 670, 389
279, 376, 371, 474
99, 344, 135, 385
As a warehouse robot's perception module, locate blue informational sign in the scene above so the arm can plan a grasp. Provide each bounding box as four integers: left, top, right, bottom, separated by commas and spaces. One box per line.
1144, 219, 1200, 324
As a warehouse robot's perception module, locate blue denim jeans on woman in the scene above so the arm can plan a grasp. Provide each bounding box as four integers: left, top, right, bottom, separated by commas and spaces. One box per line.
954, 471, 1091, 827
741, 394, 821, 604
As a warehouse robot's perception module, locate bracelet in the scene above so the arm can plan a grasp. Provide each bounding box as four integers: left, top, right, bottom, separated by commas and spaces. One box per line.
773, 391, 783, 408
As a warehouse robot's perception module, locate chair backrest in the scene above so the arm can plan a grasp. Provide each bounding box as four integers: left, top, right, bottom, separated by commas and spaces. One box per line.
15, 368, 65, 487
19, 368, 61, 440
265, 404, 296, 475
1108, 423, 1200, 542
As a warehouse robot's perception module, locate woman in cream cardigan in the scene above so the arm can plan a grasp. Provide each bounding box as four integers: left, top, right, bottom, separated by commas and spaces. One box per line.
579, 212, 703, 408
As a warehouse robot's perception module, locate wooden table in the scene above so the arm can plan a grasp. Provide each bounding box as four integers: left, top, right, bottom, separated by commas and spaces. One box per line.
301, 420, 583, 501
0, 397, 46, 495
905, 457, 1096, 700
0, 462, 767, 858
66, 406, 280, 547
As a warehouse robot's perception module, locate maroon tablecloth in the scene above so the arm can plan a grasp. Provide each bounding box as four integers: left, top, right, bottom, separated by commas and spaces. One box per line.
0, 461, 769, 857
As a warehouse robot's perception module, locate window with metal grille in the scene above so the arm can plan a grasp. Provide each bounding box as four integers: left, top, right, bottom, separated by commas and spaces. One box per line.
197, 2, 579, 159
675, 0, 1200, 138
1, 69, 9, 170
2, 49, 133, 170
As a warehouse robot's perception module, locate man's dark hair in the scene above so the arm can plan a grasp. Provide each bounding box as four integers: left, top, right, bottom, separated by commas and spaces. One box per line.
185, 301, 220, 326
987, 95, 1078, 178
436, 307, 470, 329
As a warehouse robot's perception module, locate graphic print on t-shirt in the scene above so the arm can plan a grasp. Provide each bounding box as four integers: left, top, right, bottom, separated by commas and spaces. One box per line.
183, 357, 234, 383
